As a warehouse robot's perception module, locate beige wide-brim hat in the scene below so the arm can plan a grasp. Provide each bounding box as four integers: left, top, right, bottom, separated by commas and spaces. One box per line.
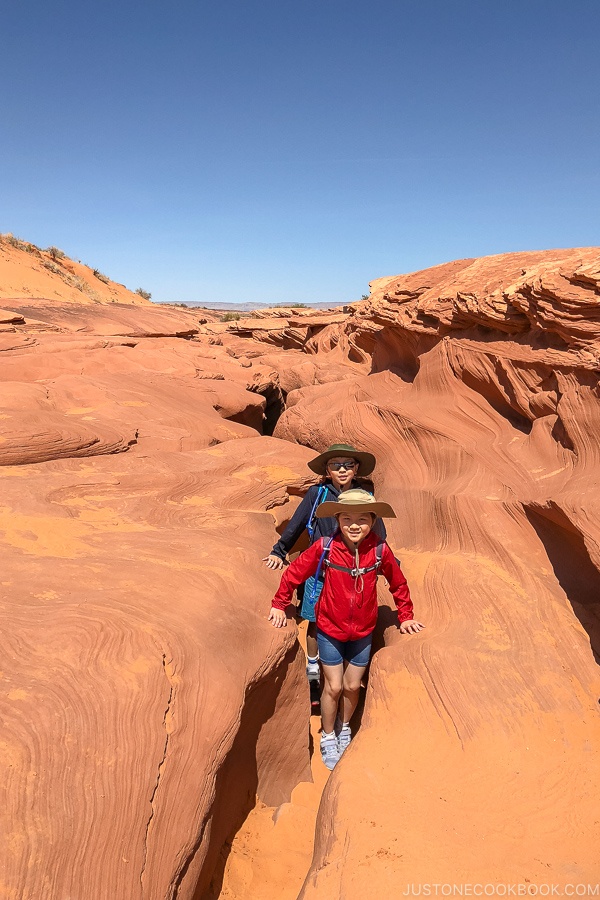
308, 443, 376, 477
316, 488, 396, 519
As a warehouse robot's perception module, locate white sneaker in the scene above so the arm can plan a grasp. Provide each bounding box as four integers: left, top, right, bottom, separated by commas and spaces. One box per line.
306, 660, 320, 682
320, 733, 340, 770
338, 723, 352, 755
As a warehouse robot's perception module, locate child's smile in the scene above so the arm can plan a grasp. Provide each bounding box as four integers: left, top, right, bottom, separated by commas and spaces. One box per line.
338, 512, 374, 545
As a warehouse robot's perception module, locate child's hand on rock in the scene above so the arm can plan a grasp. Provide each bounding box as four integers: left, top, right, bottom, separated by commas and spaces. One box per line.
399, 619, 425, 634
268, 607, 287, 628
263, 554, 285, 570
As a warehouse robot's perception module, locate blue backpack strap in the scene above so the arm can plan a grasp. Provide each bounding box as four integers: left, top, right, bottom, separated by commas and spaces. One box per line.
307, 536, 334, 605
314, 535, 333, 581
306, 484, 329, 541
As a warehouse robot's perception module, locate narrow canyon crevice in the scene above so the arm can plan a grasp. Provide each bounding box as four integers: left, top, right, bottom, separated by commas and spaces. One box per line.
186, 643, 308, 900
525, 504, 600, 663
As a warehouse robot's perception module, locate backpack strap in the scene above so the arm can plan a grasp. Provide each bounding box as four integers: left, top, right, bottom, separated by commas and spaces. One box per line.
313, 535, 334, 582
307, 536, 334, 604
306, 484, 329, 541
324, 540, 386, 578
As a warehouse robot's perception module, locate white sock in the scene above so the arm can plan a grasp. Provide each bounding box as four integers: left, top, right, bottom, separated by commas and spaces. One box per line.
322, 730, 335, 739
307, 656, 319, 664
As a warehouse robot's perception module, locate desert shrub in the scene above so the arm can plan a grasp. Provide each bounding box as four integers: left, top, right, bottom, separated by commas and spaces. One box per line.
135, 288, 152, 300
3, 233, 25, 249
47, 246, 65, 260
92, 268, 110, 283
274, 302, 310, 308
221, 311, 241, 322
360, 294, 369, 301
42, 261, 60, 274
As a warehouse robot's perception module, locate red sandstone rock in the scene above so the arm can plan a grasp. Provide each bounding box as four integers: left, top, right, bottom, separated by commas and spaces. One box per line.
2, 244, 600, 899
274, 249, 600, 896
0, 438, 316, 899
0, 249, 320, 897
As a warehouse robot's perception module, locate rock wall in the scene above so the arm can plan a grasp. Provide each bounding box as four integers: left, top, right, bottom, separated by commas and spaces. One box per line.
2, 248, 600, 898
273, 249, 600, 895
0, 298, 318, 899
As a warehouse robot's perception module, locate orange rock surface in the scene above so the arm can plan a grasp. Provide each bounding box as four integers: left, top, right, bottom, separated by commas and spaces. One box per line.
2, 244, 600, 899
275, 249, 600, 896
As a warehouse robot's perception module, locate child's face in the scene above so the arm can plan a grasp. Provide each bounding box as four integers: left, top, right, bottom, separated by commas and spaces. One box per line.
338, 512, 374, 545
327, 457, 358, 490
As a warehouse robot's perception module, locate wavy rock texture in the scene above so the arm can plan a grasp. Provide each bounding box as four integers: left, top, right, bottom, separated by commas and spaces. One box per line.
3, 248, 600, 899
0, 291, 326, 899
272, 249, 600, 895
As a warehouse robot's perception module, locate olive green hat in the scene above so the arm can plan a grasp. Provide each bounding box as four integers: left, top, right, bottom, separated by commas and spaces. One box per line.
316, 488, 396, 519
307, 443, 376, 477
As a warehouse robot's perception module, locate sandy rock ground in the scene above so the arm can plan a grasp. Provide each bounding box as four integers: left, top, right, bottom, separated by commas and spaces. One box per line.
1, 245, 600, 899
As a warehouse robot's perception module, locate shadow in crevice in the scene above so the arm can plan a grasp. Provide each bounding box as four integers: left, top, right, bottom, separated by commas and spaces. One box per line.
525, 505, 600, 664
261, 384, 286, 436
187, 644, 301, 900
461, 368, 533, 434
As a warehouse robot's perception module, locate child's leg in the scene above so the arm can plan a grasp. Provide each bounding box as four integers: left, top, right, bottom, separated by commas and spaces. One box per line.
340, 633, 373, 725
316, 629, 345, 733
306, 621, 318, 660
300, 579, 321, 678
320, 663, 344, 733
341, 662, 367, 725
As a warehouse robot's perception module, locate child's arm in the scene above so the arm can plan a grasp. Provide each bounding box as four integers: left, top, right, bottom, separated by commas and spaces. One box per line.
263, 485, 320, 568
268, 540, 322, 627
380, 544, 425, 634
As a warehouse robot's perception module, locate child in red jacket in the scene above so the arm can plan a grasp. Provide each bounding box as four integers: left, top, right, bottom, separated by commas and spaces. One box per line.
269, 489, 424, 770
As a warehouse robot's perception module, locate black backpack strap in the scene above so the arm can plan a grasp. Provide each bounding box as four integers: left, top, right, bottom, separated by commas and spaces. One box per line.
324, 539, 387, 578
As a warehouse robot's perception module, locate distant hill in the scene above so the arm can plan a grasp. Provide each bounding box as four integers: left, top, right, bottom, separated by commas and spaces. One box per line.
0, 233, 360, 311
0, 233, 150, 306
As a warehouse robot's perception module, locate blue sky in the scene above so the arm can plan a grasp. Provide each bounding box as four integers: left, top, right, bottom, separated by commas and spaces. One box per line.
1, 0, 598, 304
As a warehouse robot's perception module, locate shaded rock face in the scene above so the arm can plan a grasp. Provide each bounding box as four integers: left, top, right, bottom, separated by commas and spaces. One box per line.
2, 248, 600, 899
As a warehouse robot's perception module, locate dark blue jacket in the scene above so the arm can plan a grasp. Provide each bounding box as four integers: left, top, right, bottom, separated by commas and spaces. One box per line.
270, 479, 386, 561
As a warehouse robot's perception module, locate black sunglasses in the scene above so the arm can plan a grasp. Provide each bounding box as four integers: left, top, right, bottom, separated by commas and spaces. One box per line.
328, 460, 358, 471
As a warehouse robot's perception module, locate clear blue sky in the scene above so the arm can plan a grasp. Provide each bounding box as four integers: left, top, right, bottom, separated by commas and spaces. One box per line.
1, 0, 598, 304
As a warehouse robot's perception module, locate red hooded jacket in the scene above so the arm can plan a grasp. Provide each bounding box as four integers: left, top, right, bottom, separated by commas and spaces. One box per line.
271, 531, 413, 641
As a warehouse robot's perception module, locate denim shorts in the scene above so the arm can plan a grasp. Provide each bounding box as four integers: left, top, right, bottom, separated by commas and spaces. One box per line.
317, 628, 373, 668
299, 575, 323, 622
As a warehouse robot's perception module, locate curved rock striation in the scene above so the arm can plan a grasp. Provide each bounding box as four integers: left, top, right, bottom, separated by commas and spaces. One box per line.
0, 267, 320, 897
2, 245, 600, 898
272, 249, 600, 895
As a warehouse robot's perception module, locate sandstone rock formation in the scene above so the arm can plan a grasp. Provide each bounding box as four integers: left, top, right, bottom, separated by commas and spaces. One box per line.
2, 244, 599, 899
274, 249, 600, 895
0, 248, 321, 898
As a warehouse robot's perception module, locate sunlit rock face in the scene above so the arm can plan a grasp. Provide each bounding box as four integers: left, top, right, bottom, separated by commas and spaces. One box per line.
273, 249, 600, 896
0, 286, 321, 898
2, 247, 600, 899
